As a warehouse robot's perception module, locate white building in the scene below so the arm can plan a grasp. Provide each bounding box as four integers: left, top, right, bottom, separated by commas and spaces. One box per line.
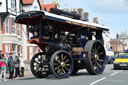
0, 0, 23, 59
103, 31, 111, 52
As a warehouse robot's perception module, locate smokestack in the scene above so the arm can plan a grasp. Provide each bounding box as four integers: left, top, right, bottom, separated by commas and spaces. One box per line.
93, 17, 98, 23
77, 8, 84, 20
84, 12, 88, 21
71, 8, 77, 14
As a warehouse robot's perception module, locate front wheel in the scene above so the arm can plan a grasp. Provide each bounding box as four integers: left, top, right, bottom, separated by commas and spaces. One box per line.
84, 40, 106, 75
30, 53, 50, 78
50, 50, 73, 78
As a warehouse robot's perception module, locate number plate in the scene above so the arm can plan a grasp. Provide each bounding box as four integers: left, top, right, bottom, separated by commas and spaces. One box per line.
120, 64, 127, 66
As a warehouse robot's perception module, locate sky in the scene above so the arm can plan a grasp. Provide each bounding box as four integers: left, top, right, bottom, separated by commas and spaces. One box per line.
44, 0, 128, 38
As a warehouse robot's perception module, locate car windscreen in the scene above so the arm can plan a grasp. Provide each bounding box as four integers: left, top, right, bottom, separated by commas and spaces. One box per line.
117, 55, 128, 58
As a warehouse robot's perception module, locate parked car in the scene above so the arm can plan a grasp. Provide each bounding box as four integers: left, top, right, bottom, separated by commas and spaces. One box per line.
113, 53, 128, 70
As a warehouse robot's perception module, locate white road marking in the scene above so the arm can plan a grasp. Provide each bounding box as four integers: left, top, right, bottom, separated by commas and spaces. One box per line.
90, 77, 106, 85
110, 71, 122, 76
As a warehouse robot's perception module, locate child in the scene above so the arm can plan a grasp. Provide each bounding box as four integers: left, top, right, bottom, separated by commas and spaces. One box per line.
0, 56, 7, 81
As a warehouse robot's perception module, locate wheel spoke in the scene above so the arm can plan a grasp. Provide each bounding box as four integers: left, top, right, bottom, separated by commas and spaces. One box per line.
91, 49, 95, 53
34, 61, 40, 64
65, 60, 69, 63
60, 69, 64, 74
65, 64, 70, 66
35, 67, 40, 73
97, 59, 104, 62
95, 61, 102, 68
62, 68, 66, 74
91, 52, 95, 56
57, 68, 61, 74
63, 56, 67, 60
38, 55, 42, 62
64, 66, 69, 71
61, 54, 64, 62
55, 65, 60, 70
97, 46, 101, 51
98, 52, 104, 56
55, 56, 61, 63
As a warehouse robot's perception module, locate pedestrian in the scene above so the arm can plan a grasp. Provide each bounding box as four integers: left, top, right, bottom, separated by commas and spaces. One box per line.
0, 50, 4, 59
19, 54, 25, 77
0, 56, 7, 81
14, 54, 20, 78
8, 53, 14, 79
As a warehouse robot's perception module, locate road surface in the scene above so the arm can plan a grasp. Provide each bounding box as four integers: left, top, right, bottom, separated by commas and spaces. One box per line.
1, 64, 128, 85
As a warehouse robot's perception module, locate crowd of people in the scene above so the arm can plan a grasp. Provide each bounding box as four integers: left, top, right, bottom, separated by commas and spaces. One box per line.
0, 50, 25, 82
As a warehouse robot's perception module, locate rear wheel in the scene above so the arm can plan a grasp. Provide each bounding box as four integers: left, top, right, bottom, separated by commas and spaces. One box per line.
50, 50, 73, 78
84, 40, 106, 75
30, 53, 50, 78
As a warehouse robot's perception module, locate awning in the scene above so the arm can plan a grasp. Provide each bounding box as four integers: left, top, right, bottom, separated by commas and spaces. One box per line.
15, 11, 44, 25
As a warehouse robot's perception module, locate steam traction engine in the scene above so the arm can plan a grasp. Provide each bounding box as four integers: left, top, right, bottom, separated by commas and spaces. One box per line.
15, 8, 109, 78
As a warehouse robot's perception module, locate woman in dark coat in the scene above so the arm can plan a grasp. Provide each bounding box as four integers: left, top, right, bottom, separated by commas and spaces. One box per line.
8, 53, 15, 79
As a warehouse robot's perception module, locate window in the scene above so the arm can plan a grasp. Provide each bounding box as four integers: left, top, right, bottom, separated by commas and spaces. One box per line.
11, 0, 16, 9
5, 44, 10, 57
35, 46, 38, 54
5, 17, 9, 33
18, 45, 21, 56
12, 44, 16, 59
11, 17, 16, 34
17, 24, 20, 36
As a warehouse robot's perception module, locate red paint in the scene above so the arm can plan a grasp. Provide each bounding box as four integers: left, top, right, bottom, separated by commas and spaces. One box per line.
2, 20, 5, 34
2, 43, 5, 55
10, 44, 12, 53
33, 46, 35, 55
27, 46, 29, 60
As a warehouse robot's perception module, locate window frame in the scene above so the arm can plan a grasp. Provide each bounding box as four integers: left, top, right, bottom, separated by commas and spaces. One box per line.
11, 0, 16, 9
11, 17, 16, 34
12, 44, 17, 59
5, 43, 10, 58
17, 24, 20, 36
5, 17, 9, 34
18, 45, 21, 56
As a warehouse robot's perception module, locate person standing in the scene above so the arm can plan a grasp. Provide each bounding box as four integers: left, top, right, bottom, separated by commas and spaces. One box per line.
19, 54, 25, 77
8, 53, 14, 79
0, 50, 4, 59
0, 56, 7, 81
14, 54, 20, 78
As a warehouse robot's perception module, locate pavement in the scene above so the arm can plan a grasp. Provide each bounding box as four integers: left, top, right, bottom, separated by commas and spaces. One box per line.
6, 69, 34, 79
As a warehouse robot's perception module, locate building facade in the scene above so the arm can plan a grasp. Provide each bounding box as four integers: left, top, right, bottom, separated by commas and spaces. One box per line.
0, 0, 41, 61
0, 0, 23, 59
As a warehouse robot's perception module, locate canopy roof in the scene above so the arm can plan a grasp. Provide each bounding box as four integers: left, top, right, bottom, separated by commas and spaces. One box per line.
15, 11, 109, 31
